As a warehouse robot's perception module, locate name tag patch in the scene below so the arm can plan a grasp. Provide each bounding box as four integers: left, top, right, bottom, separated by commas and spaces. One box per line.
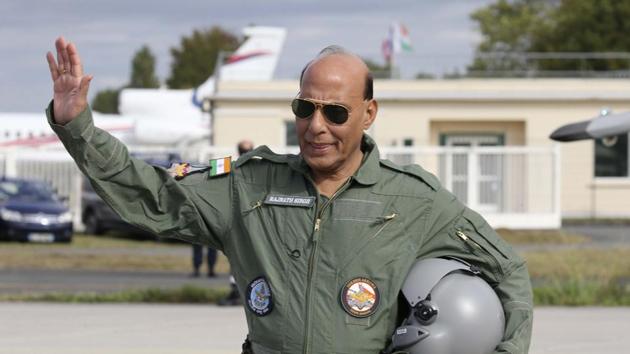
246, 276, 273, 316
264, 194, 315, 208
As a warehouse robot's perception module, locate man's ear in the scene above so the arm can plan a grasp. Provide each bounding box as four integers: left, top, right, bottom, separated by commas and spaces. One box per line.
363, 99, 378, 130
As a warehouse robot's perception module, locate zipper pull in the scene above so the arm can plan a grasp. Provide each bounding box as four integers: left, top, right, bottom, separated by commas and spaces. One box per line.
314, 218, 321, 232
374, 213, 398, 224
456, 229, 482, 249
455, 230, 468, 241
242, 201, 262, 215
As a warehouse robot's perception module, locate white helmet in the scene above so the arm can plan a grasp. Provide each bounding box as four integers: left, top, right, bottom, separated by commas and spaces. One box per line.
383, 257, 505, 354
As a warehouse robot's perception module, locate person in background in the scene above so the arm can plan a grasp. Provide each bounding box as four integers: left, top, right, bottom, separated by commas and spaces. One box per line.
191, 243, 217, 277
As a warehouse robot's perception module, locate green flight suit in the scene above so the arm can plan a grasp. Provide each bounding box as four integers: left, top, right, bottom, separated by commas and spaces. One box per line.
48, 103, 533, 354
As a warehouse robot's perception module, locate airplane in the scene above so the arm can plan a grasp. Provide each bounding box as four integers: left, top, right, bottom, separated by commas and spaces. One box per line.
0, 26, 287, 150
550, 108, 630, 143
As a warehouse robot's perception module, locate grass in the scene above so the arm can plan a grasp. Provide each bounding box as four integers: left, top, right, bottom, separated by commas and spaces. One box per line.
497, 228, 589, 245
523, 247, 630, 306
0, 234, 231, 273
524, 248, 630, 280
563, 218, 630, 226
534, 279, 630, 306
0, 285, 230, 304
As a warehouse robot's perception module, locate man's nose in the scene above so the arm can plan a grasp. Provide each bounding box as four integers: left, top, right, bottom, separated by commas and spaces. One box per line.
307, 107, 327, 133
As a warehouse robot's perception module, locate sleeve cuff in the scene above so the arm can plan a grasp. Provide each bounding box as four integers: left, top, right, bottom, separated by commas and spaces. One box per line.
46, 100, 95, 140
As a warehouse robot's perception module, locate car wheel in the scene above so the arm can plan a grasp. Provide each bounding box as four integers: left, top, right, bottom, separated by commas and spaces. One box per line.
84, 212, 103, 235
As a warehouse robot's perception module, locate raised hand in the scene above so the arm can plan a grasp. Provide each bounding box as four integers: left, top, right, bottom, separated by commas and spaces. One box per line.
46, 37, 93, 125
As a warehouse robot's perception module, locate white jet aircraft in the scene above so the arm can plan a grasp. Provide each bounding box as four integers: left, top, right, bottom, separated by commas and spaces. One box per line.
0, 26, 287, 150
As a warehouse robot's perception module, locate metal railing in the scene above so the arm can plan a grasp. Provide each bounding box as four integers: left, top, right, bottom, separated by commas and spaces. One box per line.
1, 145, 560, 229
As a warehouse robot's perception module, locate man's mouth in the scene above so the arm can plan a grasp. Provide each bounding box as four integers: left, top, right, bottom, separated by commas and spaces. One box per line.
307, 142, 334, 154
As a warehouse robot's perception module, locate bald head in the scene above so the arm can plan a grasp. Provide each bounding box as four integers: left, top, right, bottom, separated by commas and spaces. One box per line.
237, 139, 254, 155
299, 46, 373, 100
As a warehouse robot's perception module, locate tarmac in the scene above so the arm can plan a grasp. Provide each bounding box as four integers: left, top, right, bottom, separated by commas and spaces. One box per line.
0, 303, 629, 354
0, 224, 627, 353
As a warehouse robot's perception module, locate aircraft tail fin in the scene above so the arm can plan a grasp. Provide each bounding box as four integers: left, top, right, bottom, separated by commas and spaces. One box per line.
193, 26, 287, 108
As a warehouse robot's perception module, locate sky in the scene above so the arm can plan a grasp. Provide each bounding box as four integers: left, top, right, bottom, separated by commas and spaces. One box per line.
0, 0, 494, 112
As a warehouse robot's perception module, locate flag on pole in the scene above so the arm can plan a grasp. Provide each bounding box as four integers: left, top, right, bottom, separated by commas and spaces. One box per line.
382, 22, 412, 64
396, 23, 412, 52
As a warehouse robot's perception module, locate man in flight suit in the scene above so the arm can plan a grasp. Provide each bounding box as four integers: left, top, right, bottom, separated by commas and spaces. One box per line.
46, 38, 532, 353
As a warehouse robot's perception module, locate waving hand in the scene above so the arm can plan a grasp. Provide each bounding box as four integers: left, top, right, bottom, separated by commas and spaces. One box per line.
46, 37, 93, 125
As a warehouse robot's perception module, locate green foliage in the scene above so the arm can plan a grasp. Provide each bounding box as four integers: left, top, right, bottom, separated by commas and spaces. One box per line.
91, 88, 120, 114
1, 286, 230, 304
469, 0, 549, 74
363, 58, 391, 78
533, 278, 630, 306
469, 0, 630, 75
531, 0, 630, 71
129, 45, 160, 88
167, 27, 240, 89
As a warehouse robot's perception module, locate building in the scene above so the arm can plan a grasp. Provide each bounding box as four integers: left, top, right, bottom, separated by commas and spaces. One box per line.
210, 79, 630, 225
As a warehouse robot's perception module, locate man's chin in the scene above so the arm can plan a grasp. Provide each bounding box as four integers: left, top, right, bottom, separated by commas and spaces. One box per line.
303, 155, 336, 173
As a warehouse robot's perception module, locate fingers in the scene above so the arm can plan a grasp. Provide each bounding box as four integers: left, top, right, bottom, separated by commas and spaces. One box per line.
79, 75, 93, 98
46, 51, 59, 81
67, 42, 83, 77
55, 37, 67, 74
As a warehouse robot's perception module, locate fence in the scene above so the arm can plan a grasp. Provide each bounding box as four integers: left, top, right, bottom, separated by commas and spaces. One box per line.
0, 145, 560, 230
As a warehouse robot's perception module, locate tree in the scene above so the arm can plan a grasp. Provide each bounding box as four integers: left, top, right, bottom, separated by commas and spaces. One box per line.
363, 58, 391, 79
166, 27, 240, 89
468, 0, 630, 75
531, 0, 630, 71
468, 0, 549, 75
129, 45, 160, 88
91, 89, 120, 114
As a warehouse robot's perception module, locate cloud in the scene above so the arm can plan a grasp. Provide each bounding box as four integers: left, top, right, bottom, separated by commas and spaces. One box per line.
0, 0, 495, 111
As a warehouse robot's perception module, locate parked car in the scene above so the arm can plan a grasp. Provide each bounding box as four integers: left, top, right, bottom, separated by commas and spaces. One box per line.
81, 152, 181, 239
0, 177, 73, 243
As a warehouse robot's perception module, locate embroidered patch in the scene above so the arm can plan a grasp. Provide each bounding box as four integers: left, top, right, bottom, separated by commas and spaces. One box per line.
246, 276, 273, 316
209, 156, 232, 177
263, 194, 315, 208
340, 277, 380, 318
166, 163, 209, 180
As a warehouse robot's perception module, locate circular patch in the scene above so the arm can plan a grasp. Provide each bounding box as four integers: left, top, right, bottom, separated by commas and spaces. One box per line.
340, 277, 380, 318
246, 276, 273, 316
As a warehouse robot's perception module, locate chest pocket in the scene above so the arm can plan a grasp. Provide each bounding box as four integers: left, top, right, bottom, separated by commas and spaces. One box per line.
330, 198, 405, 269
239, 187, 313, 256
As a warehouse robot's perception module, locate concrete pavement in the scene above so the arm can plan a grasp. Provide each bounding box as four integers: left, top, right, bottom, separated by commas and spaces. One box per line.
1, 303, 628, 354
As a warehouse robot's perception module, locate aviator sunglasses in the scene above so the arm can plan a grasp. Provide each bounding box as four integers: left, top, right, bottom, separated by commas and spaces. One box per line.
291, 97, 352, 125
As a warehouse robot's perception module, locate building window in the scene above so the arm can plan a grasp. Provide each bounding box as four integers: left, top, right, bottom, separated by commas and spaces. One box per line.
594, 133, 628, 177
285, 121, 298, 146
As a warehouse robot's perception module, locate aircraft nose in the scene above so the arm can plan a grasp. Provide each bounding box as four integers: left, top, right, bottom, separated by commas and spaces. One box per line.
549, 120, 592, 142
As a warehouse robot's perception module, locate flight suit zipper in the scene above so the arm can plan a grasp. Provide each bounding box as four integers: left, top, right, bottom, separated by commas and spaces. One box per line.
303, 177, 352, 354
455, 229, 502, 278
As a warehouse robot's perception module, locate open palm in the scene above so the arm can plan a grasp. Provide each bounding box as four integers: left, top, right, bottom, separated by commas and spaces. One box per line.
46, 37, 92, 125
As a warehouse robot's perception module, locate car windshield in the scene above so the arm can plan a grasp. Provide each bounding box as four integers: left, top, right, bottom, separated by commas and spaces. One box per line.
0, 181, 57, 202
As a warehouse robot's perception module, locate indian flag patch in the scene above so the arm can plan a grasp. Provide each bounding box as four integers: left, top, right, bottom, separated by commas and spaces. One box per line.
209, 156, 232, 177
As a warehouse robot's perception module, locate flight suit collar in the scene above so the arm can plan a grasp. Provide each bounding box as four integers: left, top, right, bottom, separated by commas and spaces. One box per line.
288, 134, 381, 186
353, 134, 380, 186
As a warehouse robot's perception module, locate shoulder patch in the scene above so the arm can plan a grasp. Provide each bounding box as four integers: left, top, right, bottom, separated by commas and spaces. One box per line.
167, 162, 210, 180
208, 156, 232, 177
235, 145, 291, 168
379, 159, 441, 191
